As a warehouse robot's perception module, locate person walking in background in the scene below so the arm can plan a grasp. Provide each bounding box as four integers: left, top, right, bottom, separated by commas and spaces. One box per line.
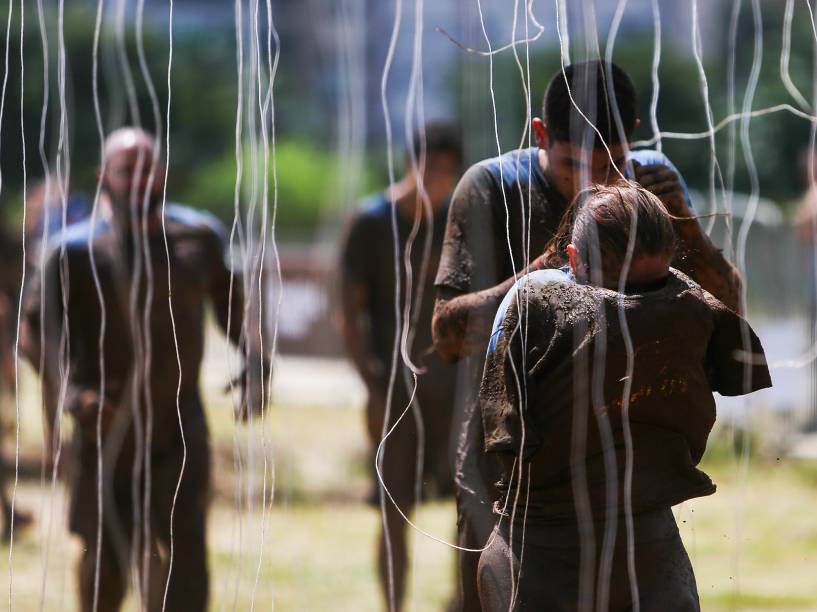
21, 127, 267, 611
339, 121, 463, 611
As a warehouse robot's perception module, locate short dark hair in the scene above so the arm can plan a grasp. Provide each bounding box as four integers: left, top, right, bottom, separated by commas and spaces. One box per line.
570, 182, 676, 282
543, 60, 638, 146
408, 120, 463, 166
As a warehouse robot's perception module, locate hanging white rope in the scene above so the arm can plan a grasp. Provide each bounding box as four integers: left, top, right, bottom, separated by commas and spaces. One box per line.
39, 0, 75, 606
603, 0, 643, 607
219, 0, 246, 608
731, 0, 764, 604
8, 0, 26, 604
89, 0, 111, 608
134, 0, 164, 600
648, 0, 662, 154
782, 0, 810, 110
506, 0, 535, 606
249, 0, 279, 606
110, 1, 151, 603
158, 0, 187, 608
31, 0, 55, 601
377, 0, 405, 605
398, 0, 430, 606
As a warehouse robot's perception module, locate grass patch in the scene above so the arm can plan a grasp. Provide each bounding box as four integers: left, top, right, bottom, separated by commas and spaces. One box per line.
2, 337, 816, 610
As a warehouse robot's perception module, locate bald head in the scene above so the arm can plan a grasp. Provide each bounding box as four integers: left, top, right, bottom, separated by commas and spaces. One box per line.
100, 127, 164, 227
103, 127, 158, 162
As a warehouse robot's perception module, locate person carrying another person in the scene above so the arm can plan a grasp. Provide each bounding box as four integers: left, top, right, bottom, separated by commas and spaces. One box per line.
432, 59, 744, 610
339, 120, 463, 611
21, 127, 267, 612
476, 182, 771, 611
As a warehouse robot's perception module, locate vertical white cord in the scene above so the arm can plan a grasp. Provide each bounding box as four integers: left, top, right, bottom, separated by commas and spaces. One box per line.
159, 0, 186, 608
732, 0, 763, 605
89, 0, 111, 608
378, 0, 404, 609
8, 0, 25, 604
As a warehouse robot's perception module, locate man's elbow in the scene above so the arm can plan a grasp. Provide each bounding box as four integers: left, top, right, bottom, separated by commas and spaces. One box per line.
431, 311, 463, 363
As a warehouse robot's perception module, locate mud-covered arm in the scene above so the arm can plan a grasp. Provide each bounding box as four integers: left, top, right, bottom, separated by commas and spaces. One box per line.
432, 164, 548, 362
479, 287, 548, 456
21, 251, 61, 375
338, 215, 385, 387
671, 218, 742, 314
209, 230, 245, 350
209, 230, 270, 419
21, 250, 65, 448
479, 292, 523, 453
340, 281, 385, 387
635, 162, 742, 313
433, 273, 539, 363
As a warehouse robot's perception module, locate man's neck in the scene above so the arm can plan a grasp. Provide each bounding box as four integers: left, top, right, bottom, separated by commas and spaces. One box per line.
386, 178, 424, 222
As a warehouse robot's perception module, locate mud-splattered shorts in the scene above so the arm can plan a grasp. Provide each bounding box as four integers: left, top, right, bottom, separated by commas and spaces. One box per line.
478, 508, 700, 611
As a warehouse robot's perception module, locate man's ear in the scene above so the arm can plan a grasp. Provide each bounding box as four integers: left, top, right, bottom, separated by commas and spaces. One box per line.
532, 118, 548, 149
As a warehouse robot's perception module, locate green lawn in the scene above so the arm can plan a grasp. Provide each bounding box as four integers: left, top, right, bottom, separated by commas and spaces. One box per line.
1, 352, 816, 611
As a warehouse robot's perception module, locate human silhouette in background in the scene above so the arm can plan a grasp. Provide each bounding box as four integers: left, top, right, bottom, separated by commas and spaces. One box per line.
339, 121, 463, 611
22, 127, 267, 612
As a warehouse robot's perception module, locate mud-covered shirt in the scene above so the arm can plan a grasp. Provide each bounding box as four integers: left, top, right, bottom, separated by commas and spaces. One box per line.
340, 195, 449, 364
434, 147, 689, 296
480, 268, 771, 523
432, 147, 692, 521
23, 204, 243, 451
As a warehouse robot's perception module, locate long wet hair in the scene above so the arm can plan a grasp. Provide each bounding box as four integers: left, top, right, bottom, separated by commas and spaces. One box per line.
543, 181, 677, 282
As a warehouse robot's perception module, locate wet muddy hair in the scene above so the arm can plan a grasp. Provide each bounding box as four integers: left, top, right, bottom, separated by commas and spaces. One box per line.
545, 182, 676, 282
543, 60, 637, 146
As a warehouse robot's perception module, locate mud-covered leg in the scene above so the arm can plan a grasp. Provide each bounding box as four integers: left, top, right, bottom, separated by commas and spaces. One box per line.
77, 537, 128, 612
151, 415, 210, 612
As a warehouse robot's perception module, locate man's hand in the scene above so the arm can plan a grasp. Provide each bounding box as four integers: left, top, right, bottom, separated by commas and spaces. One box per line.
633, 161, 743, 311
71, 390, 115, 443
633, 162, 691, 218
229, 357, 272, 421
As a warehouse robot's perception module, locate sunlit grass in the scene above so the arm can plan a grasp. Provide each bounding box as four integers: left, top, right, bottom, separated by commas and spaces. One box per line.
0, 328, 815, 610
